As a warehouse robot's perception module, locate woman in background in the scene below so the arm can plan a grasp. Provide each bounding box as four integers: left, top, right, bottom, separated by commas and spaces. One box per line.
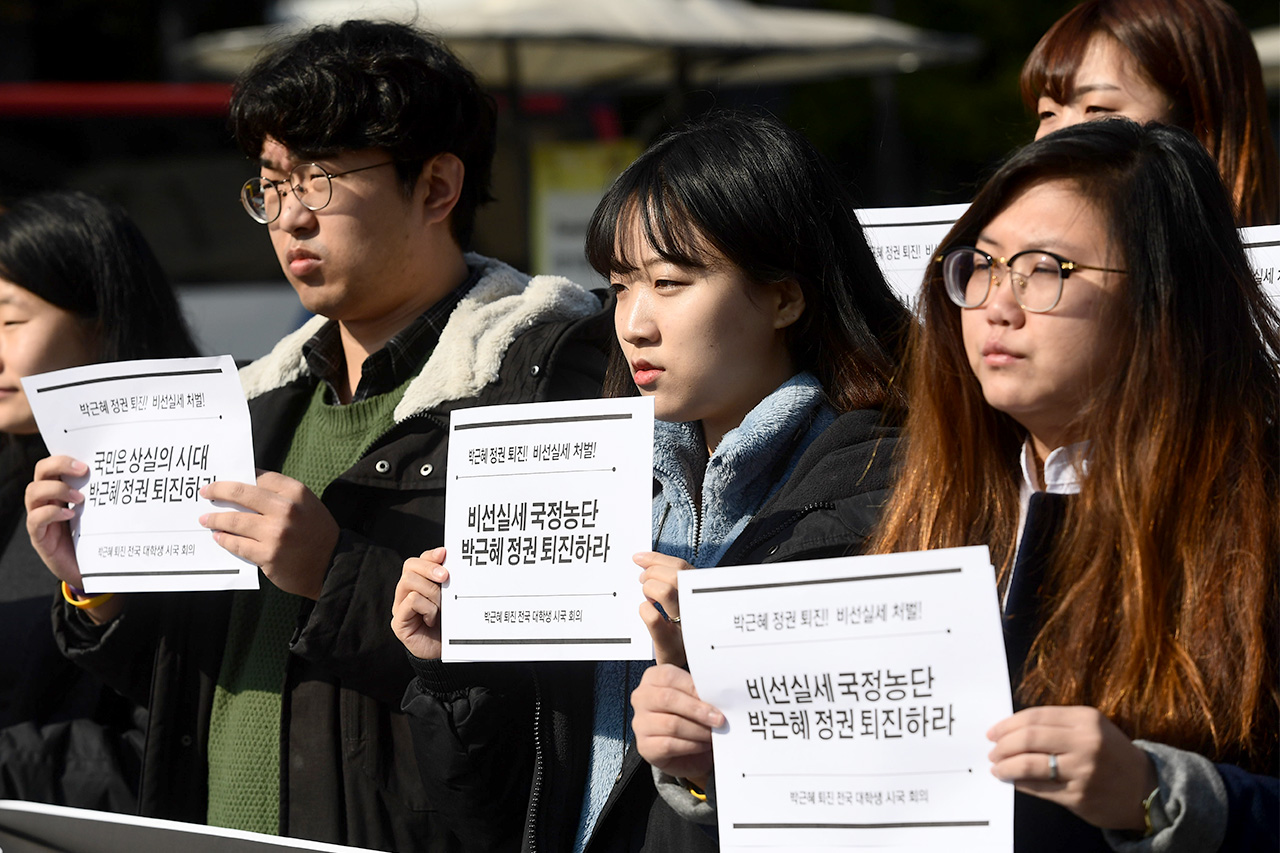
0, 190, 198, 809
872, 119, 1277, 850
1023, 0, 1278, 225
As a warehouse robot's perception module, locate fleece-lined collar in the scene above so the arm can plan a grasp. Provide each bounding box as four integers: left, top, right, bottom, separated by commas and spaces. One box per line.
237, 253, 601, 423
652, 372, 835, 567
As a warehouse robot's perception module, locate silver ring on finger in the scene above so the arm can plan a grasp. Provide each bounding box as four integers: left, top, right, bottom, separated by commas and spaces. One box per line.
1048, 753, 1060, 782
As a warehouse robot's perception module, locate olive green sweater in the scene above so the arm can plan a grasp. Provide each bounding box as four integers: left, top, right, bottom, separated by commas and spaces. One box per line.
205, 377, 410, 834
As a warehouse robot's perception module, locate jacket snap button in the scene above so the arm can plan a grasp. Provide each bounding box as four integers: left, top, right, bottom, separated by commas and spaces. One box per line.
420, 463, 434, 477
374, 460, 391, 474
529, 365, 540, 376
180, 735, 193, 747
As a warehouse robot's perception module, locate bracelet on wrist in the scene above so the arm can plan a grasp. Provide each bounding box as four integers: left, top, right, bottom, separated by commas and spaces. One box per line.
1142, 786, 1162, 837
678, 778, 707, 802
61, 581, 115, 610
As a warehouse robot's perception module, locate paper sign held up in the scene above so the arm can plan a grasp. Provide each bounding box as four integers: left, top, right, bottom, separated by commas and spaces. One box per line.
680, 546, 1013, 853
22, 355, 258, 593
442, 396, 654, 662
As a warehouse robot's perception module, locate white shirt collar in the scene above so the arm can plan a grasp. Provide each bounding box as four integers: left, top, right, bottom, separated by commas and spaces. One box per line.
1019, 440, 1089, 495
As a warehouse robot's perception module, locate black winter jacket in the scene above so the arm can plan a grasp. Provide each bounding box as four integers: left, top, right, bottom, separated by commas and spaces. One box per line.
0, 434, 143, 811
53, 258, 611, 852
403, 408, 901, 853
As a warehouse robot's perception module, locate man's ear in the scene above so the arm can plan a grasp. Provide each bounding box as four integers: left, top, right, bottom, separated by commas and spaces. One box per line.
418, 153, 465, 226
771, 278, 806, 330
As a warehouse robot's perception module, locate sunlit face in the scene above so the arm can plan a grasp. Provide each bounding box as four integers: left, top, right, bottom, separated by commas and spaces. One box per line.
0, 279, 99, 434
258, 137, 430, 324
960, 180, 1124, 458
1035, 34, 1173, 139
610, 218, 801, 450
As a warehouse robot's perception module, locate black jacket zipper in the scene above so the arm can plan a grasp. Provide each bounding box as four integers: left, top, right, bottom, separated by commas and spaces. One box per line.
733, 501, 837, 561
525, 668, 544, 852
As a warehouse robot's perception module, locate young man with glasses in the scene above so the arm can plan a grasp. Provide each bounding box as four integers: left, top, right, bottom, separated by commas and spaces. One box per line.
41, 19, 609, 851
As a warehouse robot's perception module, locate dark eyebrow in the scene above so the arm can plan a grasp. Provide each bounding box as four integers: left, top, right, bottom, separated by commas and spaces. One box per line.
258, 157, 286, 174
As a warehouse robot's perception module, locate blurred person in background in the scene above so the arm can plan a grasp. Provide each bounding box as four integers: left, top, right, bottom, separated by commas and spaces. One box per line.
0, 189, 198, 810
1023, 0, 1279, 225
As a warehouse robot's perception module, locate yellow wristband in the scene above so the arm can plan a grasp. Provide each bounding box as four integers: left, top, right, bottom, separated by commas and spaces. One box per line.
61, 581, 115, 610
680, 778, 707, 802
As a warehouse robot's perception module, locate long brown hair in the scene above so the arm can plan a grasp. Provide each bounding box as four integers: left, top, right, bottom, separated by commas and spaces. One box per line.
1021, 0, 1279, 226
871, 120, 1279, 771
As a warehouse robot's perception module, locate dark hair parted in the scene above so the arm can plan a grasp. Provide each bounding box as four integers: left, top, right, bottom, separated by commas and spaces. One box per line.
585, 111, 909, 414
872, 119, 1279, 771
0, 190, 198, 363
1021, 0, 1279, 226
230, 19, 497, 248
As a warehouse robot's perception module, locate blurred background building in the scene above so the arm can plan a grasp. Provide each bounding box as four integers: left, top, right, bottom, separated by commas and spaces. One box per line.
0, 0, 1274, 359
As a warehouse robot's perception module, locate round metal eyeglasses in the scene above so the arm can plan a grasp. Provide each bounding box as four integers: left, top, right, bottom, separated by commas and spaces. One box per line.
935, 246, 1127, 313
240, 161, 395, 224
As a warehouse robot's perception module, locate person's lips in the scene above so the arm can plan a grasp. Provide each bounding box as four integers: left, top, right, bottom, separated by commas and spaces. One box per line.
981, 340, 1023, 366
287, 247, 321, 277
632, 360, 664, 386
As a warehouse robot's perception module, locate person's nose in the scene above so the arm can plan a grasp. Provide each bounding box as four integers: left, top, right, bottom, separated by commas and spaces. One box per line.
275, 182, 318, 233
981, 262, 1026, 327
618, 288, 659, 347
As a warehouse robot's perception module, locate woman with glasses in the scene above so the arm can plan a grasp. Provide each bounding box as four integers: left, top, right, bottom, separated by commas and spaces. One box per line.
0, 190, 198, 809
1023, 0, 1278, 226
871, 119, 1278, 851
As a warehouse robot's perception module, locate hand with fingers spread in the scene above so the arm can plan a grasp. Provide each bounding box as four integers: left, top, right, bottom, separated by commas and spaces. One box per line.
987, 705, 1157, 831
635, 551, 695, 667
392, 547, 448, 660
632, 663, 724, 788
199, 470, 339, 601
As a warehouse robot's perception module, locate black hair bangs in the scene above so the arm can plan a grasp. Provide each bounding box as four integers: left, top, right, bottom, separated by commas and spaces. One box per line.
585, 162, 716, 280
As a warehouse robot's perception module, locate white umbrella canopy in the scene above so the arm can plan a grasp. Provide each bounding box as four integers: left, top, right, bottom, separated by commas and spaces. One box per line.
177, 0, 979, 89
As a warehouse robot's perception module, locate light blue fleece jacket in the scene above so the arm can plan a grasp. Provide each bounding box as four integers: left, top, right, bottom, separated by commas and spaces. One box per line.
573, 372, 835, 851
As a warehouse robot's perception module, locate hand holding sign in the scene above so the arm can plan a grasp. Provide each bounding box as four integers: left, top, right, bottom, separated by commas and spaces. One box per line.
986, 705, 1157, 831
632, 663, 725, 786
392, 547, 450, 660
636, 550, 696, 667
25, 455, 91, 587
26, 454, 128, 623
199, 470, 339, 601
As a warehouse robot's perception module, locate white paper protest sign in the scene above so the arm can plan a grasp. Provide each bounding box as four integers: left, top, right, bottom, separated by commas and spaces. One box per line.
1243, 224, 1280, 307
859, 203, 969, 307
22, 355, 258, 593
680, 545, 1013, 853
442, 396, 654, 662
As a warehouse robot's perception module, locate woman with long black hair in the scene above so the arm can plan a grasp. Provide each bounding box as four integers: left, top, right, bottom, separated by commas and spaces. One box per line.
0, 190, 199, 809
